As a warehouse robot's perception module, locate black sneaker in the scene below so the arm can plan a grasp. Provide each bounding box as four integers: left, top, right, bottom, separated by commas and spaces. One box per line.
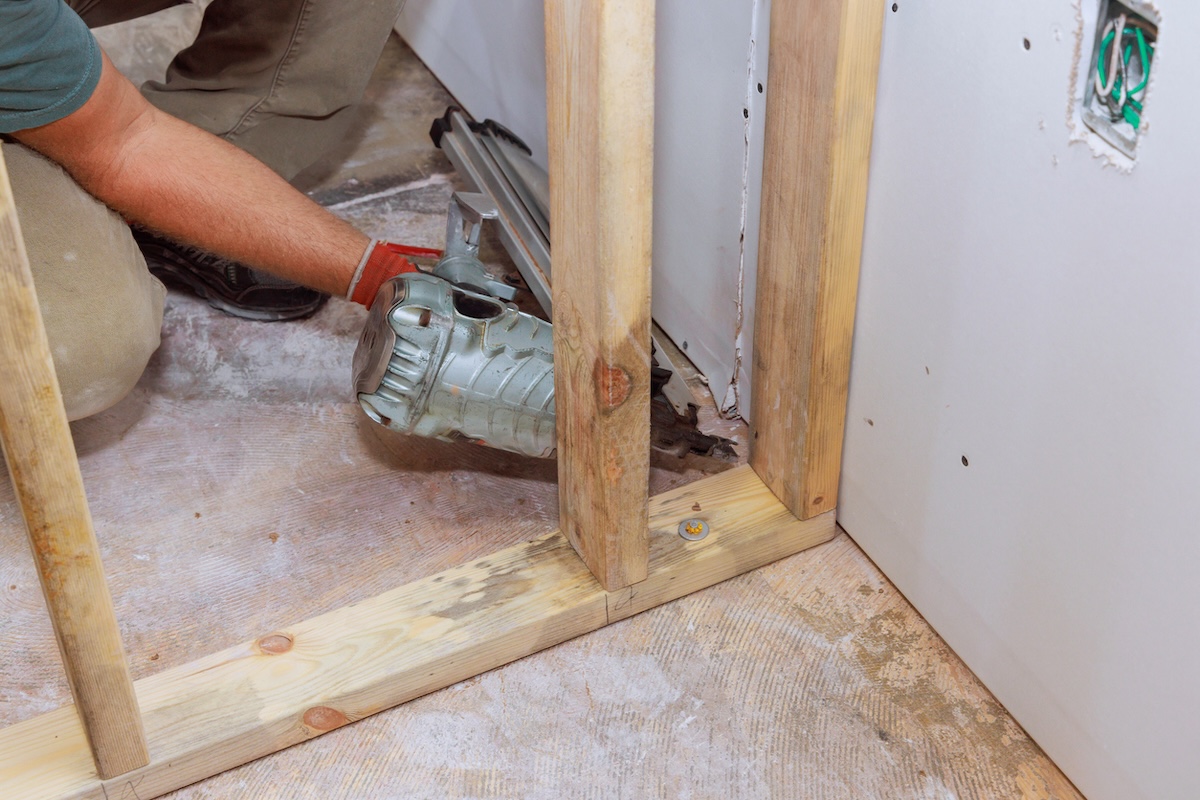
132, 228, 328, 322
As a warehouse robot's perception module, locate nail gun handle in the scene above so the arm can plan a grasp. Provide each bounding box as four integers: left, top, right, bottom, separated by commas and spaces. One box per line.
382, 242, 443, 261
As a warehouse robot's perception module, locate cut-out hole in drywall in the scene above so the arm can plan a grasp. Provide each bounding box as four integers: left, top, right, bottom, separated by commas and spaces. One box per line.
1082, 1, 1157, 157
1068, 0, 1160, 170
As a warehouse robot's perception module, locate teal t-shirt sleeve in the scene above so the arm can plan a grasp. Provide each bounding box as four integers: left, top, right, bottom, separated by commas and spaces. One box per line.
0, 0, 102, 133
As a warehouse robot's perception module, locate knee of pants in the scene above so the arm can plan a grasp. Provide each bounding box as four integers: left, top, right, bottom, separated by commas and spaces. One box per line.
3, 142, 167, 421
52, 283, 166, 422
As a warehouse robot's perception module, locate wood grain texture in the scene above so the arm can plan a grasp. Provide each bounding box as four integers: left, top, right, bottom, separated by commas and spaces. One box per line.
0, 151, 148, 779
749, 0, 885, 519
608, 469, 836, 623
0, 465, 834, 800
545, 0, 655, 590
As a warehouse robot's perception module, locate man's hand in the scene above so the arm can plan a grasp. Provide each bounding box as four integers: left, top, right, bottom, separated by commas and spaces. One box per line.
13, 51, 369, 297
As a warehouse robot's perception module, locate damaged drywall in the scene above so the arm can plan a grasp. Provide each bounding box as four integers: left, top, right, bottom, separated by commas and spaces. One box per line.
721, 1, 769, 418
728, 0, 772, 421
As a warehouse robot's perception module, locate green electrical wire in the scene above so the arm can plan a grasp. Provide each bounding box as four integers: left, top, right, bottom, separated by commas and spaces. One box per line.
1129, 27, 1151, 95
1094, 21, 1154, 130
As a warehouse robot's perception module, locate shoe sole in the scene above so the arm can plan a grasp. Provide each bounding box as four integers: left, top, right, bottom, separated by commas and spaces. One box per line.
142, 247, 328, 323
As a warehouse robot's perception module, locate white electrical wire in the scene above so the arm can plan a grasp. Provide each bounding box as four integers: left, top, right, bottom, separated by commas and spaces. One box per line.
1094, 12, 1127, 104
1094, 13, 1128, 117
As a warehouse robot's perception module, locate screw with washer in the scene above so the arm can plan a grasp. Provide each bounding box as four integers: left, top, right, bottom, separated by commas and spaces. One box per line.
678, 518, 709, 541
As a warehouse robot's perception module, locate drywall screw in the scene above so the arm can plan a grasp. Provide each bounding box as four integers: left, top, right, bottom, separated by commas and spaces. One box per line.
678, 518, 709, 541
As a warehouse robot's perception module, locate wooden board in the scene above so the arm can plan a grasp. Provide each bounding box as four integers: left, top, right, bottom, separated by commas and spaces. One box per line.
545, 0, 655, 590
0, 465, 836, 800
749, 0, 885, 519
0, 149, 149, 779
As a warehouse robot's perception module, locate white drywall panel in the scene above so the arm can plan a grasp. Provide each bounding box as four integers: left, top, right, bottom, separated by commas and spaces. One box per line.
840, 3, 1199, 799
397, 1, 767, 413
397, 1, 549, 166
650, 0, 767, 416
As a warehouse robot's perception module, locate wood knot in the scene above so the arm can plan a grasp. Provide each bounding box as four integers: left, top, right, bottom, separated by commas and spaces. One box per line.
302, 706, 349, 732
257, 633, 293, 654
593, 360, 631, 409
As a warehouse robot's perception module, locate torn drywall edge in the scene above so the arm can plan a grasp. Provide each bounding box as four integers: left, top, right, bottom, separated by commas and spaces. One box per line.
723, 0, 771, 421
1067, 0, 1162, 172
722, 23, 757, 418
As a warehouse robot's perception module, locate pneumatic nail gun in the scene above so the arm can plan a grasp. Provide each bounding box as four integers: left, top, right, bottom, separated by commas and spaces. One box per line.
351, 108, 734, 460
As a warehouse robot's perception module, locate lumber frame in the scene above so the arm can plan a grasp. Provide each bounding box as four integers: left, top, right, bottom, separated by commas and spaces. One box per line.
546, 0, 655, 591
749, 0, 885, 519
0, 150, 149, 779
0, 467, 836, 800
0, 0, 885, 794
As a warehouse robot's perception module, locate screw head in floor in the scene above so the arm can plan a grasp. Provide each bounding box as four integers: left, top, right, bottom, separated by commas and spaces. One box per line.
678, 518, 709, 541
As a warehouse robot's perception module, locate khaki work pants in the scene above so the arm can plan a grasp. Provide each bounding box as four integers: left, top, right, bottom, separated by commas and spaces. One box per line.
12, 0, 403, 419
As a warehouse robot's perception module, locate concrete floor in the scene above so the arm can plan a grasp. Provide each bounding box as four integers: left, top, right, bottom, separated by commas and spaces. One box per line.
0, 12, 1081, 799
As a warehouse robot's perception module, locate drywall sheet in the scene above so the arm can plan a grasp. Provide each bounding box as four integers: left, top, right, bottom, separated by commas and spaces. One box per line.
840, 2, 1199, 799
650, 0, 769, 417
397, 1, 550, 167
397, 1, 768, 415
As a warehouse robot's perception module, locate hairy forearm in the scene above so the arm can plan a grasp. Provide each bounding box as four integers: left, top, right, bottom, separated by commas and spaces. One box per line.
16, 52, 367, 296
88, 108, 367, 296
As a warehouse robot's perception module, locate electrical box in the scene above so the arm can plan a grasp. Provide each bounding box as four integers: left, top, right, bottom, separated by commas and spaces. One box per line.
1082, 0, 1158, 158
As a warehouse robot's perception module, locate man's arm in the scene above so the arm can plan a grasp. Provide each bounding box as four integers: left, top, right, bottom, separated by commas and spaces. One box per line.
13, 50, 368, 297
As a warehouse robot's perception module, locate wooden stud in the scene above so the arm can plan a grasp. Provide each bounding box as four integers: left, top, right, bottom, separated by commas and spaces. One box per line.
0, 149, 149, 779
749, 0, 885, 519
545, 0, 656, 591
0, 466, 836, 800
